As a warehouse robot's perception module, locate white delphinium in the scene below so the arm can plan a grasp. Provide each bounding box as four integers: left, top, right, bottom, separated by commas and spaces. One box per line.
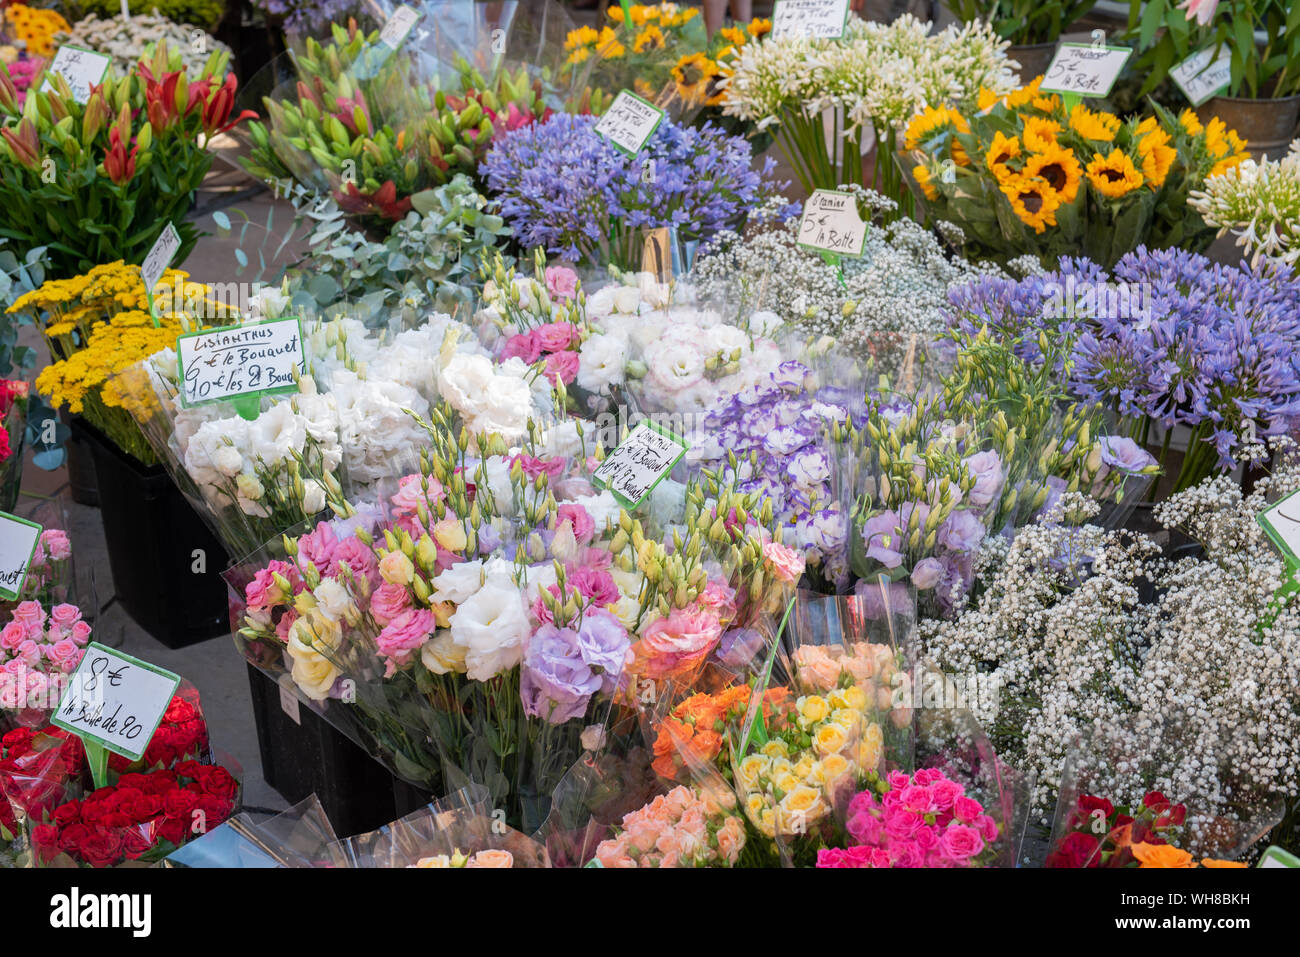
1189, 140, 1300, 269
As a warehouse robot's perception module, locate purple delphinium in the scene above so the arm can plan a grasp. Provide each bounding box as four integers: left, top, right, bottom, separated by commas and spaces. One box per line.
481, 112, 795, 268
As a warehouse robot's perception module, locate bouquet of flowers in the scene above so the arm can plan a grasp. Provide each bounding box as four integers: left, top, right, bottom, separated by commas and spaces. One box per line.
242, 20, 554, 230
819, 768, 1002, 867
0, 42, 253, 277
0, 377, 25, 510
481, 111, 791, 271
1047, 789, 1204, 868
593, 783, 747, 867
0, 600, 91, 722
946, 247, 1300, 493
720, 15, 1016, 201
901, 80, 1249, 267
1189, 139, 1300, 270
0, 527, 74, 615
562, 3, 707, 107
14, 261, 235, 467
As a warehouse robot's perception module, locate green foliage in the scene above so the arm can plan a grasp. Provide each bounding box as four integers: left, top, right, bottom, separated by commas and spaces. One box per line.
948, 0, 1099, 45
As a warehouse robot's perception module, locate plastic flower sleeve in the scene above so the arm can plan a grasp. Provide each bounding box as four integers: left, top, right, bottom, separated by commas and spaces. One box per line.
164, 794, 345, 868
1046, 720, 1285, 867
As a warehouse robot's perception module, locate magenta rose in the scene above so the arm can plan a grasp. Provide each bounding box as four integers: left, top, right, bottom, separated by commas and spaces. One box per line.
939, 824, 985, 862
929, 778, 965, 810
953, 795, 983, 824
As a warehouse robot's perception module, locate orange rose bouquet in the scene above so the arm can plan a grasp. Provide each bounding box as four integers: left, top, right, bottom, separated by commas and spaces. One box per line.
900, 76, 1249, 267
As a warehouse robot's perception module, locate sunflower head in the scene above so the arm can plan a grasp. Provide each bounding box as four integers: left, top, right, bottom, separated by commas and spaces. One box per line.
1086, 148, 1143, 198
985, 131, 1021, 173
913, 164, 938, 200
1000, 173, 1061, 233
1021, 115, 1062, 153
1069, 104, 1121, 142
1004, 76, 1044, 110
1024, 144, 1082, 204
673, 53, 719, 105
1177, 108, 1203, 136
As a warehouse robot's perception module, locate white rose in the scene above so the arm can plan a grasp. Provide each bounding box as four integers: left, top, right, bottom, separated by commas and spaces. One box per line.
431, 559, 486, 605
450, 581, 530, 681
577, 334, 629, 395
586, 285, 617, 317
439, 354, 495, 413
250, 402, 306, 465
612, 286, 641, 314
302, 480, 327, 515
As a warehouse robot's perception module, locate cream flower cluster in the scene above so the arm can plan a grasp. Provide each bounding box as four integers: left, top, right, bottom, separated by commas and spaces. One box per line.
1189, 139, 1300, 268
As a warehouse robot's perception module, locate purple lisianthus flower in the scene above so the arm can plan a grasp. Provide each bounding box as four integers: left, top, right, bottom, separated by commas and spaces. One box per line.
477, 523, 502, 556
910, 557, 944, 590
962, 449, 1005, 508
862, 511, 905, 568
772, 360, 811, 391
520, 624, 603, 724
797, 507, 849, 556
1098, 435, 1156, 474
788, 449, 830, 488
716, 627, 766, 668
575, 608, 630, 693
765, 425, 813, 456
937, 509, 985, 554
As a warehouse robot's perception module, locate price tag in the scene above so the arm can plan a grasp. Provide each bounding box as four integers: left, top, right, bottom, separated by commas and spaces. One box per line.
797, 189, 867, 258
593, 420, 688, 509
0, 511, 41, 601
770, 0, 850, 40
1169, 46, 1231, 107
41, 45, 113, 104
380, 4, 421, 50
1257, 487, 1300, 564
141, 222, 182, 296
1040, 43, 1132, 97
278, 675, 302, 726
1258, 845, 1300, 867
175, 317, 305, 408
594, 90, 664, 156
52, 643, 181, 763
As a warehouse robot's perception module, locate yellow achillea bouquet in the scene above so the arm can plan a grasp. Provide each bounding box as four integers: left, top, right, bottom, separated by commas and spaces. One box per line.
12, 261, 231, 465
901, 76, 1250, 267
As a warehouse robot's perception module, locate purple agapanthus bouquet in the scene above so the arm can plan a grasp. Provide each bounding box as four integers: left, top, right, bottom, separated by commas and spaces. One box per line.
481, 111, 794, 270
947, 247, 1300, 493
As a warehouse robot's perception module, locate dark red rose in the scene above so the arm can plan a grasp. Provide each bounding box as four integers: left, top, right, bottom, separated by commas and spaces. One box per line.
58, 821, 91, 855
107, 752, 132, 773
143, 730, 178, 770
100, 811, 134, 829
162, 789, 198, 818
1077, 794, 1115, 818
78, 827, 125, 867
1, 727, 35, 754
164, 696, 201, 724
121, 827, 155, 861
1155, 804, 1187, 828
1046, 831, 1101, 868
79, 801, 111, 826
1142, 790, 1170, 810
157, 815, 187, 845
175, 760, 204, 781
1114, 813, 1134, 828
52, 801, 82, 826
201, 767, 238, 802
119, 793, 162, 824
141, 771, 177, 795
194, 794, 233, 830
116, 773, 152, 791
31, 822, 61, 863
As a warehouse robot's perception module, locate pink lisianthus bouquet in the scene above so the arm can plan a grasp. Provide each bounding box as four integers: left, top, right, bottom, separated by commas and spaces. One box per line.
818, 769, 1001, 868
0, 600, 91, 717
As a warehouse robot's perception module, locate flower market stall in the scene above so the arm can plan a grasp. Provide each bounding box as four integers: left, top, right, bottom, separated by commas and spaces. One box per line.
0, 0, 1296, 894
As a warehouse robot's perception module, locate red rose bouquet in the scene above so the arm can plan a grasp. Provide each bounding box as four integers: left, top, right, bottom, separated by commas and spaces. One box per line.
29, 762, 239, 867
1045, 790, 1187, 868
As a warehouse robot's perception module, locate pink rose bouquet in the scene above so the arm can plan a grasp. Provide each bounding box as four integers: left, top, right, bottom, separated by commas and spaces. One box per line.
595, 784, 747, 867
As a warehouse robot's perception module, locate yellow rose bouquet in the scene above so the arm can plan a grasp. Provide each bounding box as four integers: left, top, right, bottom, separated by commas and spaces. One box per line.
901, 76, 1250, 267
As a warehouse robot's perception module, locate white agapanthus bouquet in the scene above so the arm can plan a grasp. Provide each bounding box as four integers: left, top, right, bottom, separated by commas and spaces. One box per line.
1189, 139, 1300, 269
921, 441, 1300, 826
721, 14, 1017, 198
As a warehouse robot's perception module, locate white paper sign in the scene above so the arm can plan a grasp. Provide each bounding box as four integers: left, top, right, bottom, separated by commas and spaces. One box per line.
0, 512, 41, 601
176, 318, 305, 406
140, 222, 182, 295
771, 0, 850, 39
1170, 46, 1231, 107
1258, 845, 1300, 867
52, 643, 181, 761
1258, 487, 1300, 563
278, 675, 302, 726
798, 189, 867, 257
594, 90, 665, 155
41, 45, 113, 104
1040, 44, 1133, 97
380, 4, 421, 50
593, 422, 688, 508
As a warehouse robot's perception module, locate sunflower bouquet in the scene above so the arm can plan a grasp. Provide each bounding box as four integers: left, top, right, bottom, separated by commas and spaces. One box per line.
901, 76, 1250, 268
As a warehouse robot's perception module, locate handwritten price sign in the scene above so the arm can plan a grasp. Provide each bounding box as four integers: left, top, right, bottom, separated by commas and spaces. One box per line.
52, 644, 180, 762
797, 189, 867, 258
0, 511, 41, 601
1258, 487, 1300, 564
770, 0, 850, 39
594, 90, 665, 156
41, 45, 112, 104
593, 421, 688, 508
380, 4, 421, 49
1040, 44, 1132, 97
1170, 46, 1231, 107
175, 318, 305, 408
